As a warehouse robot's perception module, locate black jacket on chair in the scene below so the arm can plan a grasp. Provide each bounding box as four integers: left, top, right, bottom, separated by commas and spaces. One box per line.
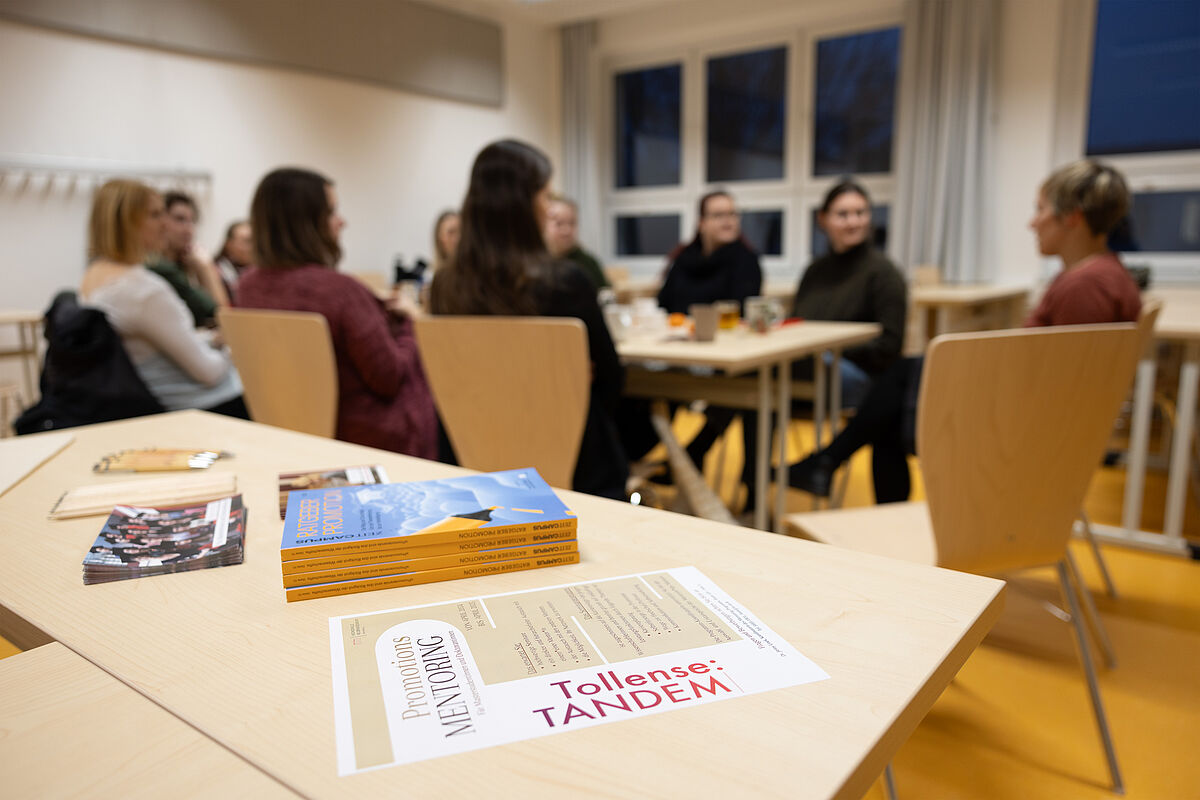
15, 291, 164, 434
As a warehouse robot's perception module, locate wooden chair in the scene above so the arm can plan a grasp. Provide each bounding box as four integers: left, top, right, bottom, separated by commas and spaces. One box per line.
786, 324, 1144, 794
413, 316, 589, 490
217, 308, 337, 437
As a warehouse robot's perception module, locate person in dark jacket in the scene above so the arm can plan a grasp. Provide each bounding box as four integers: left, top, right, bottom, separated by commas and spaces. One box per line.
648, 191, 763, 508
429, 139, 628, 501
657, 190, 762, 316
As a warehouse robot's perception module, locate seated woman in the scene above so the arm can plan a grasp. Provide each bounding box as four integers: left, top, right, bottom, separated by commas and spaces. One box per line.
81, 179, 246, 417
790, 159, 1141, 503
213, 220, 254, 301
792, 179, 907, 407
236, 168, 437, 459
429, 139, 628, 501
654, 190, 763, 483
431, 209, 460, 275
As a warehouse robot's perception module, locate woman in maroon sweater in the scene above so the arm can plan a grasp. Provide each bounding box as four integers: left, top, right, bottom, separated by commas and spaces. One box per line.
236, 168, 437, 459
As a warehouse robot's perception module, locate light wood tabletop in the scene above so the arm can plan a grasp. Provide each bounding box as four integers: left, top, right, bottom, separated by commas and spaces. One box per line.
618, 321, 880, 530
0, 412, 1005, 800
0, 642, 298, 799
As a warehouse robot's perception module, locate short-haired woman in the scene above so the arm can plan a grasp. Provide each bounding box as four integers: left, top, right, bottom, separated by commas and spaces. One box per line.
236, 167, 436, 458
789, 159, 1141, 503
81, 179, 246, 416
430, 139, 628, 500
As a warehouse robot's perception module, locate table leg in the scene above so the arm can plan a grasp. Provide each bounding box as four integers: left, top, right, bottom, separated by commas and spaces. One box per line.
1163, 342, 1198, 541
813, 354, 827, 511
1121, 356, 1156, 533
774, 359, 791, 533
19, 321, 38, 402
829, 349, 843, 509
755, 366, 771, 531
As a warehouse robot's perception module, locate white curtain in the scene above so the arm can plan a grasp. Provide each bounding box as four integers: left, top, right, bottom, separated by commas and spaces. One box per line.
560, 21, 600, 251
890, 0, 997, 282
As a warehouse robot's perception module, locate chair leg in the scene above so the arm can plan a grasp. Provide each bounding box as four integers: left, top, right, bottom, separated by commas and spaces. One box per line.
1056, 561, 1124, 794
883, 763, 898, 800
1065, 547, 1117, 669
1079, 509, 1118, 599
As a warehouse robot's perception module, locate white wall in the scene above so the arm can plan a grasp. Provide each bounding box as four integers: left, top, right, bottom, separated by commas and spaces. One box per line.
0, 16, 559, 317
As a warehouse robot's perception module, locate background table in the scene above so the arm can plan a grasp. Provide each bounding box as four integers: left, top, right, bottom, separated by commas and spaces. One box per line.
908, 285, 1029, 354
0, 309, 41, 404
618, 321, 879, 530
1092, 288, 1200, 554
0, 412, 1004, 800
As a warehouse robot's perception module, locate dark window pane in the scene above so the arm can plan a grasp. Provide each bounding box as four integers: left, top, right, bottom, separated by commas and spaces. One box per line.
1087, 0, 1200, 155
813, 28, 901, 176
706, 47, 788, 182
1109, 191, 1200, 252
740, 210, 784, 256
810, 205, 890, 258
616, 214, 681, 257
615, 65, 682, 187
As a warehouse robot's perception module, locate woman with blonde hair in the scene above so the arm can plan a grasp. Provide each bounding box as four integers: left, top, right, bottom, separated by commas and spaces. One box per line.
81, 179, 246, 416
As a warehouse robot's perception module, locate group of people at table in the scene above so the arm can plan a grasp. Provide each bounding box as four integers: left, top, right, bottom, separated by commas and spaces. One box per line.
71, 139, 1141, 517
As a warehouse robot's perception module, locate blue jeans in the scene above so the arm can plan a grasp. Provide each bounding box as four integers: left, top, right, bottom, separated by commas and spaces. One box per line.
823, 351, 871, 410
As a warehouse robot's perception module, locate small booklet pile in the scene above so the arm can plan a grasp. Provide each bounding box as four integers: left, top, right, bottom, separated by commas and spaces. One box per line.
280, 468, 578, 602
277, 465, 389, 519
82, 495, 247, 585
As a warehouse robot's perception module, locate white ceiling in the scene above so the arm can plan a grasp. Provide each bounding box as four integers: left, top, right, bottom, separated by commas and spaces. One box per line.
421, 0, 686, 26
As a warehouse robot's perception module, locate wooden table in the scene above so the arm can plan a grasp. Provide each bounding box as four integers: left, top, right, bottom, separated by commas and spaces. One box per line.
0, 642, 298, 799
909, 285, 1029, 353
618, 321, 880, 531
0, 309, 41, 403
1092, 288, 1200, 553
0, 411, 1005, 800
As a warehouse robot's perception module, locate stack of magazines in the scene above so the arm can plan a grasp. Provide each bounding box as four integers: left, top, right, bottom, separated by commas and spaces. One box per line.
82, 495, 247, 585
280, 468, 579, 602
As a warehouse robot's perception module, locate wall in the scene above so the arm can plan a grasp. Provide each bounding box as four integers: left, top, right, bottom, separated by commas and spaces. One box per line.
0, 15, 559, 397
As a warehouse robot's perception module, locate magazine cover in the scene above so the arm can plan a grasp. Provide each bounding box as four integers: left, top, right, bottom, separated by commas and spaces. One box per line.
328, 566, 828, 774
278, 465, 389, 518
82, 495, 246, 584
280, 468, 576, 560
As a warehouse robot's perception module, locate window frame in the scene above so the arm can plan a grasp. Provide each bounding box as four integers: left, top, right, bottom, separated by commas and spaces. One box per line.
1053, 0, 1200, 284
600, 11, 902, 282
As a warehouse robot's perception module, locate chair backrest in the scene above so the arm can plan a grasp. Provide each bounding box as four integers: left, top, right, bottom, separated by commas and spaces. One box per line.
916, 323, 1141, 574
911, 264, 941, 287
413, 316, 589, 490
217, 308, 337, 437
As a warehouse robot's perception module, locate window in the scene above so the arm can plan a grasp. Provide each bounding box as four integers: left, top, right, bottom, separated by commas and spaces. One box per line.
706, 47, 788, 182
1110, 191, 1200, 253
614, 64, 682, 188
813, 27, 901, 176
615, 214, 682, 257
740, 210, 784, 256
603, 18, 901, 274
810, 205, 890, 258
1087, 0, 1200, 156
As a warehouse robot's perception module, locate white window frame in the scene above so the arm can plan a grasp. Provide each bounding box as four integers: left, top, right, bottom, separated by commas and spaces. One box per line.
600, 9, 903, 286
1053, 0, 1200, 285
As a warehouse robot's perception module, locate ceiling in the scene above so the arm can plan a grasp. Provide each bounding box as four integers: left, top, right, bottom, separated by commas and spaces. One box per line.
420, 0, 686, 26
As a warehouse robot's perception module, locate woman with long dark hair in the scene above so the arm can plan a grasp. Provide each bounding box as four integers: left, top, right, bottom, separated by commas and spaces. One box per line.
430, 139, 628, 499
236, 167, 436, 458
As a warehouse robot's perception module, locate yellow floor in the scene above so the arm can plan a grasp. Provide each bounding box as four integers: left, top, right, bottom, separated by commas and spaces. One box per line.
676, 411, 1200, 799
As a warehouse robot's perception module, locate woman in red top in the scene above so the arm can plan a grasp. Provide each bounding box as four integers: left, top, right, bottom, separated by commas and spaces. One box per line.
236, 168, 437, 459
788, 159, 1141, 503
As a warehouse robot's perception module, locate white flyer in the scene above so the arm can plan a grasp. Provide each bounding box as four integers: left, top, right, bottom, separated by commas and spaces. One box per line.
328, 566, 828, 774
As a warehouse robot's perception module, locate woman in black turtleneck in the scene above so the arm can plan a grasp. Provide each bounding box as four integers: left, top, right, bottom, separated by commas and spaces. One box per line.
657, 190, 762, 316
792, 179, 907, 401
